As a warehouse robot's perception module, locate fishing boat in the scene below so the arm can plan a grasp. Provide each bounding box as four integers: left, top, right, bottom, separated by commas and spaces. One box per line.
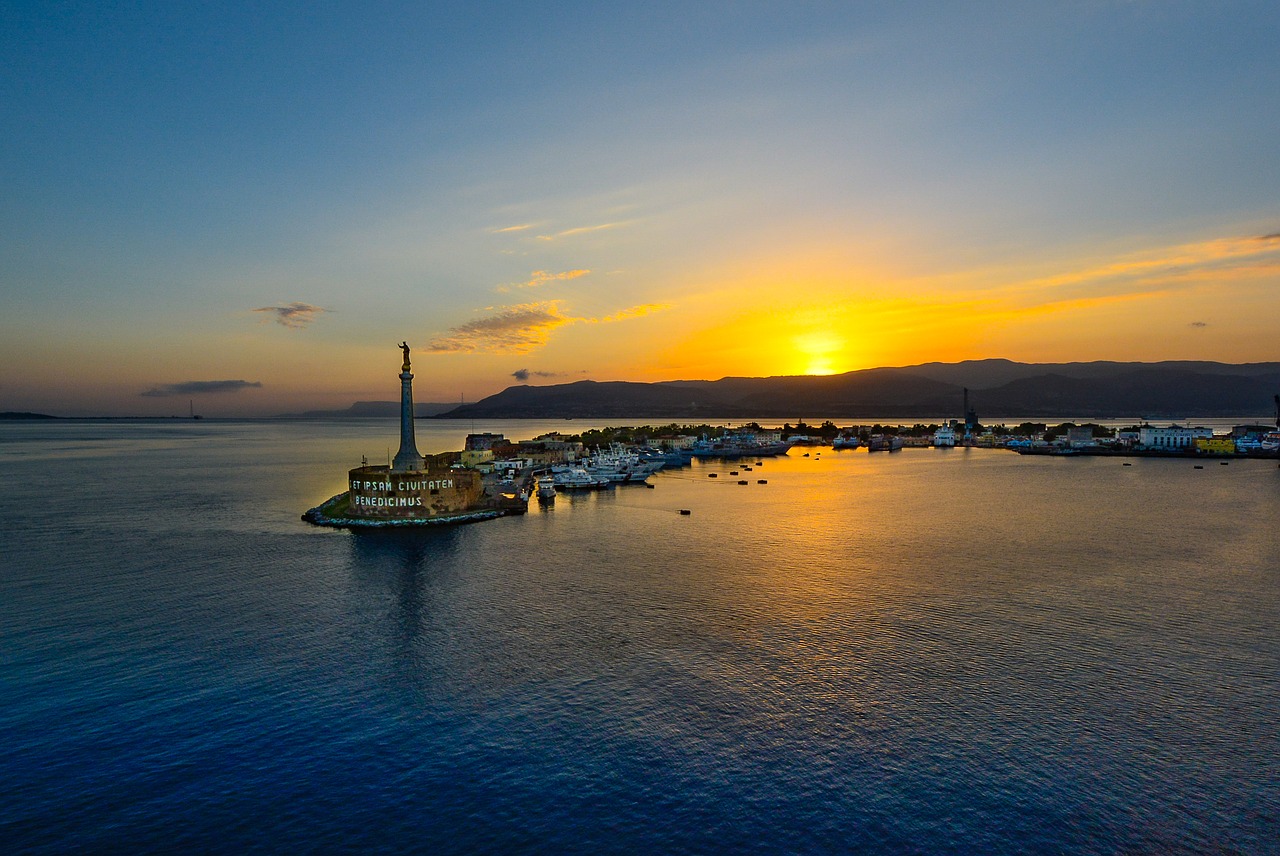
583, 444, 664, 483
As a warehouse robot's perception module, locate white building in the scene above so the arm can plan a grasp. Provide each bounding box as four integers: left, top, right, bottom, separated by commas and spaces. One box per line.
1138, 424, 1213, 450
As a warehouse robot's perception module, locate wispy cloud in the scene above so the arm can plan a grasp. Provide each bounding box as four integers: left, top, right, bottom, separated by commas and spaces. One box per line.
252, 302, 329, 328
512, 368, 566, 382
496, 269, 592, 293
141, 380, 262, 397
491, 223, 536, 233
597, 303, 668, 322
535, 221, 630, 242
999, 231, 1280, 303
524, 269, 590, 288
427, 302, 576, 354
427, 300, 668, 354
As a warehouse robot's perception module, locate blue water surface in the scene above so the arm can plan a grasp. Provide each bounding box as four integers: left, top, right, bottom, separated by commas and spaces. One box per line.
1, 420, 1277, 854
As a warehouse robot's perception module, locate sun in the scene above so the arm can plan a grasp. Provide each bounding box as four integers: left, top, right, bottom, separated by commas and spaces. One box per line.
793, 331, 843, 376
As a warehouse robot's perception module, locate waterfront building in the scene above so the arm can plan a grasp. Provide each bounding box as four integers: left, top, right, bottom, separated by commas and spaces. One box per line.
1139, 424, 1213, 450
514, 437, 582, 464
1195, 437, 1237, 455
1067, 426, 1096, 448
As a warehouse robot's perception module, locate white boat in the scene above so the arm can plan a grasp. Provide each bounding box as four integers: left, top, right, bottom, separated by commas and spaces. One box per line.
536, 479, 557, 501
933, 425, 956, 447
584, 444, 663, 483
550, 466, 609, 490
832, 433, 861, 449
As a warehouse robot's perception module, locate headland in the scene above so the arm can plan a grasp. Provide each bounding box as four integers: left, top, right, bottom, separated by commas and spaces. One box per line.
303, 344, 532, 530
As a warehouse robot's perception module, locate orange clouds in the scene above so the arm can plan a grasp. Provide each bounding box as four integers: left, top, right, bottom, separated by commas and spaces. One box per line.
426, 300, 667, 354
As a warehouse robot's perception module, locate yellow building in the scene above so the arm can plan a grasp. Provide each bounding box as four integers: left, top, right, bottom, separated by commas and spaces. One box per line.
1194, 437, 1236, 455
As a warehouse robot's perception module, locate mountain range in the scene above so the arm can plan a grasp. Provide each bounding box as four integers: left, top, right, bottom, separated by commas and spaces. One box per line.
434, 360, 1280, 421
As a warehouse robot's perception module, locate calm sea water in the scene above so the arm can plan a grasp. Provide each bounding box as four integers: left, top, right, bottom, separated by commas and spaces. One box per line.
1, 419, 1277, 854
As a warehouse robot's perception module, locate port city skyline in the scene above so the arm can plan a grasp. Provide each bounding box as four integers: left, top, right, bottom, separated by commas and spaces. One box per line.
3, 3, 1278, 418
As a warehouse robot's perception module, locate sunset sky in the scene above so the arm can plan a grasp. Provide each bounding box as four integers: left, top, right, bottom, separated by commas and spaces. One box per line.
3, 2, 1278, 416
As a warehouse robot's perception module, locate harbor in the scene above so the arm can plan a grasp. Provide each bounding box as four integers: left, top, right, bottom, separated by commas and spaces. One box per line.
306, 347, 1280, 529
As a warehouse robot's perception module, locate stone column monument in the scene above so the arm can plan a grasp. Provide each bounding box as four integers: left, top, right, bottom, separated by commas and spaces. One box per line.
391, 342, 423, 472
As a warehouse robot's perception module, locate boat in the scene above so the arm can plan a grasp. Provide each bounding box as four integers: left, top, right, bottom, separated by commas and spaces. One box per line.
583, 444, 664, 483
933, 425, 956, 447
686, 431, 795, 459
866, 434, 903, 452
536, 479, 557, 502
549, 466, 609, 490
832, 433, 861, 450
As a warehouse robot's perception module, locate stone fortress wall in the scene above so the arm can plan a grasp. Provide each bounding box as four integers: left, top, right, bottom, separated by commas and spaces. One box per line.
347, 464, 483, 520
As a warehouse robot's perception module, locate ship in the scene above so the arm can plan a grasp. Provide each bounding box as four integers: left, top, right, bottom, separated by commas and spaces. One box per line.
548, 465, 610, 490
866, 434, 903, 452
832, 432, 861, 450
933, 425, 956, 447
686, 430, 795, 459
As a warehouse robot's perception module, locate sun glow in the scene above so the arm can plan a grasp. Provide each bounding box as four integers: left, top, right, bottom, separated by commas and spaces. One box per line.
793, 331, 843, 376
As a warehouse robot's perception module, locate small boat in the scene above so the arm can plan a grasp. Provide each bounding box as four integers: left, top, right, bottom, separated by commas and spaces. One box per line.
536, 479, 557, 502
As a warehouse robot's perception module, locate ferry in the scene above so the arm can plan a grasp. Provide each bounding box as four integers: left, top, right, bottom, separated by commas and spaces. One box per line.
866, 434, 903, 452
933, 425, 956, 447
832, 433, 861, 450
686, 431, 794, 459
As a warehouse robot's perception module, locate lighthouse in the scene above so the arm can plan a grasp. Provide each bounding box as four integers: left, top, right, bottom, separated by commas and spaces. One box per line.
391, 342, 423, 472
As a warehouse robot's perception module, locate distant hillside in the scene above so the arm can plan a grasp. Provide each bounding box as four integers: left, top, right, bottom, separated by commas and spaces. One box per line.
435, 360, 1280, 420
0, 411, 58, 420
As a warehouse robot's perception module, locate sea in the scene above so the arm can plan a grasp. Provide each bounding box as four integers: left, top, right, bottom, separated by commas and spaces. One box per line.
1, 418, 1277, 855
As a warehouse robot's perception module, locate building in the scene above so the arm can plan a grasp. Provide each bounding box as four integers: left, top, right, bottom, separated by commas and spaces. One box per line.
1066, 426, 1096, 448
1138, 424, 1213, 450
464, 433, 506, 451
1194, 437, 1236, 455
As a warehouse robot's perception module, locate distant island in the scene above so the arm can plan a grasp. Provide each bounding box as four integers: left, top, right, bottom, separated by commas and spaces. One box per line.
0, 412, 59, 420
430, 359, 1280, 420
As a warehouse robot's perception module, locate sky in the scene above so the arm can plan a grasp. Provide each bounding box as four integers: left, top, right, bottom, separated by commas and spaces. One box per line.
2, 1, 1278, 416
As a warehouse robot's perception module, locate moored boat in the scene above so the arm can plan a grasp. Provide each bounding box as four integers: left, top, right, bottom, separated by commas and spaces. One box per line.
549, 466, 609, 490
866, 434, 903, 452
687, 431, 795, 459
832, 433, 861, 450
